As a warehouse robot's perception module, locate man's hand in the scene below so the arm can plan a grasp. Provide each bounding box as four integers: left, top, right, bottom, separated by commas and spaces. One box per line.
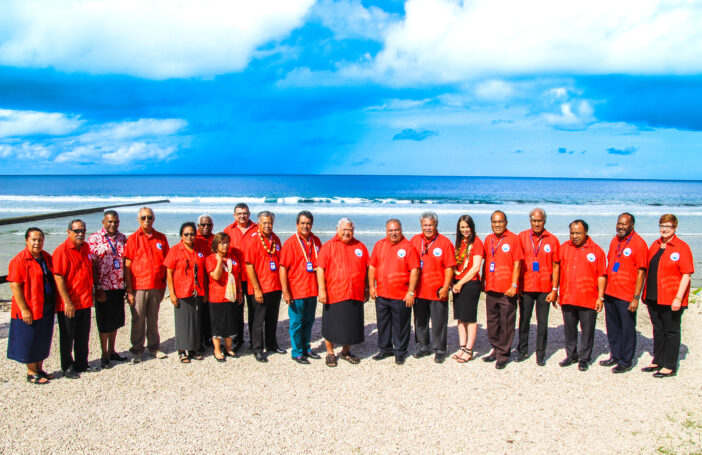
628, 298, 639, 312
505, 286, 517, 298
672, 297, 682, 311
282, 290, 292, 305
318, 290, 328, 305
254, 288, 264, 304
65, 301, 76, 318
404, 292, 415, 307
170, 294, 178, 307
369, 286, 377, 300
437, 285, 449, 300
96, 288, 107, 303
126, 289, 136, 306
546, 290, 557, 304
595, 298, 603, 312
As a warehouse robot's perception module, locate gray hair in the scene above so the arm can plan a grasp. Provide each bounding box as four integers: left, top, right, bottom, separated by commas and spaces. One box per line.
138, 207, 154, 217
337, 217, 354, 228
386, 218, 402, 228
258, 211, 275, 222
68, 219, 85, 230
529, 207, 547, 221
420, 211, 438, 225
198, 214, 213, 225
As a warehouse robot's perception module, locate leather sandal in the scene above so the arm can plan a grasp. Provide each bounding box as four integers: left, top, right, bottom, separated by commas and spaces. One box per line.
325, 353, 338, 367
456, 347, 474, 363
27, 374, 49, 385
451, 345, 466, 360
179, 351, 191, 364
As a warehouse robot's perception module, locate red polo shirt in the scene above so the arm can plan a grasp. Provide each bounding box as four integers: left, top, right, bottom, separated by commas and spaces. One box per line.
163, 242, 208, 299
317, 236, 369, 304
454, 237, 484, 282
53, 238, 94, 311
642, 235, 695, 306
223, 221, 258, 278
280, 233, 323, 300
206, 252, 242, 303
124, 228, 169, 290
483, 230, 524, 293
245, 231, 282, 294
196, 231, 214, 251
370, 237, 421, 300
410, 233, 456, 300
605, 231, 648, 302
7, 248, 54, 320
558, 237, 606, 309
519, 229, 560, 293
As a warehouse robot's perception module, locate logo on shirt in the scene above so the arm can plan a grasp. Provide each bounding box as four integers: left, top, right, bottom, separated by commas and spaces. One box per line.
315, 245, 320, 253
587, 253, 596, 262
502, 244, 511, 253
433, 247, 442, 257
156, 242, 163, 250
544, 244, 551, 253
197, 252, 204, 258
397, 249, 407, 258
670, 252, 680, 262
276, 244, 281, 251
623, 247, 632, 257
354, 248, 363, 257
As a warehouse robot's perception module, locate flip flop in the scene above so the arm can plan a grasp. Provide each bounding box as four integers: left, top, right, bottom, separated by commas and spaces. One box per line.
27, 374, 49, 385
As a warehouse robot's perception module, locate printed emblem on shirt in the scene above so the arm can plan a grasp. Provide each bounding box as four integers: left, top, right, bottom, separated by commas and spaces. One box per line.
544, 244, 551, 253
198, 252, 204, 258
433, 247, 442, 257
670, 252, 680, 262
156, 242, 163, 250
623, 248, 632, 257
587, 253, 596, 262
397, 249, 407, 258
276, 244, 281, 251
502, 244, 510, 253
354, 248, 363, 257
315, 245, 320, 253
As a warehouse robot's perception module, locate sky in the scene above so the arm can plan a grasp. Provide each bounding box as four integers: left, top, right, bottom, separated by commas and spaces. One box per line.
0, 0, 701, 178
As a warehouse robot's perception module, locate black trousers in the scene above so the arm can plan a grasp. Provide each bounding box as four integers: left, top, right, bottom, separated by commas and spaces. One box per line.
518, 291, 551, 361
413, 298, 448, 354
238, 280, 248, 346
248, 290, 282, 353
57, 308, 91, 371
561, 305, 597, 362
199, 300, 212, 349
604, 295, 637, 367
485, 291, 517, 363
646, 300, 685, 371
375, 296, 412, 356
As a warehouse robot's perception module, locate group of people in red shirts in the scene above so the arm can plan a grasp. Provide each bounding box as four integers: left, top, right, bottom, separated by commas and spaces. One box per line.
6, 203, 693, 383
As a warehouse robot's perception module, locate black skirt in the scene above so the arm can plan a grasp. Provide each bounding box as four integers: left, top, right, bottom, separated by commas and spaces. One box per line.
209, 301, 241, 338
453, 280, 481, 323
95, 289, 126, 333
322, 299, 364, 345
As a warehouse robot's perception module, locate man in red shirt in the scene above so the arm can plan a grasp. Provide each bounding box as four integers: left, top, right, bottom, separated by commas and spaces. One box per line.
516, 208, 560, 366
223, 203, 258, 351
245, 211, 284, 362
558, 219, 607, 371
369, 219, 420, 365
124, 207, 170, 363
196, 214, 214, 248
196, 214, 214, 350
410, 212, 456, 363
53, 219, 95, 379
280, 210, 323, 364
482, 210, 523, 369
601, 212, 647, 373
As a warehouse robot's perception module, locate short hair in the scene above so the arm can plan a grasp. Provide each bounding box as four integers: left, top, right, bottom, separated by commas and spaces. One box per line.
619, 212, 635, 225
491, 210, 507, 221
296, 210, 314, 224
234, 203, 249, 213
179, 222, 197, 236
386, 218, 402, 229
569, 219, 589, 232
138, 206, 153, 215
211, 232, 230, 253
103, 210, 119, 218
198, 214, 213, 225
258, 211, 275, 222
68, 219, 85, 230
25, 227, 44, 239
659, 213, 678, 228
337, 217, 354, 228
529, 207, 546, 220
420, 211, 438, 225
455, 215, 476, 249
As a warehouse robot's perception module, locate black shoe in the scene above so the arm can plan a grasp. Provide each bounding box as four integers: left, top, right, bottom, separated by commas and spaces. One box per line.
559, 357, 578, 367
434, 353, 445, 364
578, 360, 589, 371
599, 357, 617, 367
395, 356, 405, 365
215, 355, 226, 363
109, 353, 129, 362
515, 351, 529, 362
63, 366, 80, 379
482, 354, 497, 363
652, 370, 676, 378
254, 352, 268, 363
612, 364, 632, 374
233, 341, 244, 353
373, 352, 393, 361
100, 357, 112, 369
293, 356, 310, 365
76, 365, 100, 374
305, 350, 321, 360
641, 365, 662, 372
495, 361, 507, 370
536, 359, 546, 367
413, 348, 432, 359
267, 347, 287, 355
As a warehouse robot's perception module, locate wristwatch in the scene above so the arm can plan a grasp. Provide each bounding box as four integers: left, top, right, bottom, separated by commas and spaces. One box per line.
408, 291, 415, 296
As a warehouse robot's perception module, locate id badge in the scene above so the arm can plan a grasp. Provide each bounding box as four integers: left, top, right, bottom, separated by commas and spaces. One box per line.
270, 261, 277, 271
420, 260, 424, 269
306, 261, 313, 272
489, 262, 495, 272
532, 261, 539, 272
612, 262, 620, 272
113, 258, 121, 269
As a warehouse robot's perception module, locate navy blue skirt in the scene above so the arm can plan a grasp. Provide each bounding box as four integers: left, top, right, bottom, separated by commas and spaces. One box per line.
7, 297, 55, 364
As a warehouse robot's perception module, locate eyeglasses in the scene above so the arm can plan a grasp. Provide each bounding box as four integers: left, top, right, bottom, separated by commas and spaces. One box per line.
70, 229, 86, 234
659, 224, 675, 230
183, 232, 196, 237
199, 223, 213, 227
140, 215, 154, 221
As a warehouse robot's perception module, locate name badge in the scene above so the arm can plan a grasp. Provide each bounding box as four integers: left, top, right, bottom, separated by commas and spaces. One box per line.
489, 262, 495, 272
420, 260, 424, 269
270, 261, 277, 271
113, 259, 121, 269
306, 261, 313, 272
612, 262, 620, 272
532, 261, 539, 272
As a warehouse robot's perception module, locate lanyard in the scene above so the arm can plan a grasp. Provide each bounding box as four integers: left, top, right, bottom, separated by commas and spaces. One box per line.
531, 233, 544, 258
184, 249, 200, 292
615, 234, 633, 259
491, 236, 505, 256
104, 234, 118, 255
296, 233, 317, 262
421, 234, 438, 257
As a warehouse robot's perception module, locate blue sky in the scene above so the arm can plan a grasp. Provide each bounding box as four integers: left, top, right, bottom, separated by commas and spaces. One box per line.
0, 0, 701, 178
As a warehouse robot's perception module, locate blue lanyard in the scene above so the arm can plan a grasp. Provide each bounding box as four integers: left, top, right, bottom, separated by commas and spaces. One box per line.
615, 234, 633, 259
491, 236, 505, 256
105, 235, 118, 255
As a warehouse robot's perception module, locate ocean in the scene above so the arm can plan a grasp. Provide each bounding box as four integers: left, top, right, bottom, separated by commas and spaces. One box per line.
2, 174, 702, 296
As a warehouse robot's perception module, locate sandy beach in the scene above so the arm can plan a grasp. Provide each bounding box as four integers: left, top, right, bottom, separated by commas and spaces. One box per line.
1, 296, 700, 454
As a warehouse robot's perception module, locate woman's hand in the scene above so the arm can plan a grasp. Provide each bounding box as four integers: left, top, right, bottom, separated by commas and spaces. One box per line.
20, 308, 33, 325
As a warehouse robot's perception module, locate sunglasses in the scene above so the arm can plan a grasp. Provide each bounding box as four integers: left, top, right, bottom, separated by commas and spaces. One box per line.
70, 229, 87, 234
199, 223, 213, 227
183, 232, 196, 237
140, 215, 155, 221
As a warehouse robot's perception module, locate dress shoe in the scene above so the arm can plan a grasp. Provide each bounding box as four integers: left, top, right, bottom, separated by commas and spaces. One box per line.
482, 354, 497, 363
434, 353, 445, 364
100, 357, 112, 369
599, 357, 617, 367
131, 354, 143, 364
63, 366, 80, 379
641, 365, 662, 373
395, 356, 406, 365
109, 353, 129, 362
254, 352, 268, 363
495, 361, 507, 370
612, 364, 632, 374
578, 360, 589, 371
293, 356, 310, 365
536, 359, 546, 367
653, 370, 676, 378
267, 347, 287, 355
305, 350, 321, 360
373, 352, 393, 361
413, 348, 432, 359
150, 350, 168, 359
559, 357, 578, 367
515, 351, 529, 362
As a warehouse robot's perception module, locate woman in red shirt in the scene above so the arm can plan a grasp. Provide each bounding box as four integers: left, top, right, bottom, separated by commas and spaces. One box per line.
6, 228, 56, 384
165, 222, 208, 363
451, 215, 483, 363
206, 232, 243, 362
642, 214, 694, 377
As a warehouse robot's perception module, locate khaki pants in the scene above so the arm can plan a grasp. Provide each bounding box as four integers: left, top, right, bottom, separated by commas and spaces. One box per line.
130, 288, 165, 354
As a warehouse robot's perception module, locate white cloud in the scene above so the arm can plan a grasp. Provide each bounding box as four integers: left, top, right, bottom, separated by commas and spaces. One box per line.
543, 100, 596, 130
0, 0, 315, 79
0, 142, 51, 160
310, 0, 397, 40
345, 0, 702, 85
78, 118, 187, 142
54, 142, 177, 164
474, 80, 514, 100
0, 109, 82, 138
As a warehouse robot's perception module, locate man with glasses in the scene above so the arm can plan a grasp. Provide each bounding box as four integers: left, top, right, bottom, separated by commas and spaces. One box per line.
601, 213, 647, 373
516, 208, 560, 366
482, 210, 523, 369
53, 219, 95, 378
124, 207, 170, 363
